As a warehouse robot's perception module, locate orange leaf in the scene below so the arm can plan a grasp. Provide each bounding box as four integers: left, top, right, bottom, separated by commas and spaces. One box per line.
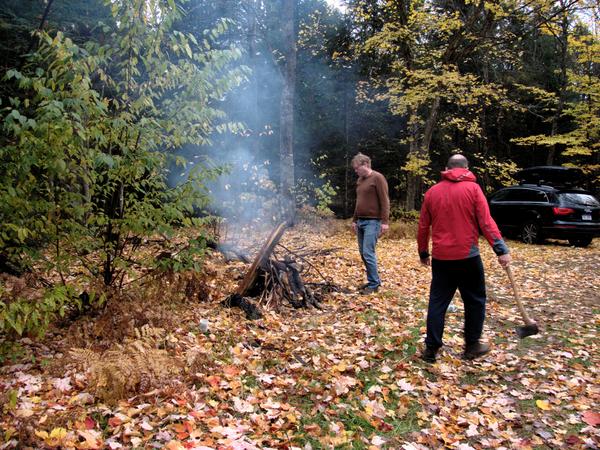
223, 365, 240, 378
172, 423, 187, 433
184, 420, 196, 432
108, 417, 122, 427
205, 375, 221, 388
165, 441, 185, 450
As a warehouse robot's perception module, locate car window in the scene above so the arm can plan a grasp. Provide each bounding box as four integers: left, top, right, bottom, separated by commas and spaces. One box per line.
518, 189, 548, 202
501, 188, 544, 201
490, 190, 511, 201
503, 189, 526, 201
558, 193, 600, 207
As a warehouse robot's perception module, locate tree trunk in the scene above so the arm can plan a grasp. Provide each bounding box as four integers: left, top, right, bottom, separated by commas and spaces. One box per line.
546, 7, 570, 165
421, 96, 441, 155
344, 78, 352, 217
279, 0, 296, 219
25, 0, 55, 55
405, 173, 418, 212
247, 0, 259, 155
405, 117, 419, 211
279, 0, 297, 221
405, 97, 441, 210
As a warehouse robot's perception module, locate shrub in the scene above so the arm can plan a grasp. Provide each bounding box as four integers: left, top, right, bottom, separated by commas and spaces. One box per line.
390, 206, 420, 222
385, 221, 418, 240
0, 0, 247, 340
0, 284, 75, 338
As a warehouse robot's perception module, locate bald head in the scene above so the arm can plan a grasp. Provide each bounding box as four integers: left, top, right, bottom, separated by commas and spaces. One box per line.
447, 154, 469, 169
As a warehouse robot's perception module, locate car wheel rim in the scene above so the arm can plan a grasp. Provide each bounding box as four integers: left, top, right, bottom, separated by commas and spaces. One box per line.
523, 224, 538, 243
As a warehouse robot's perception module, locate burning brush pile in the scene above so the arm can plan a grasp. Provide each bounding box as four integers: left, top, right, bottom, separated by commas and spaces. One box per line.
221, 221, 339, 319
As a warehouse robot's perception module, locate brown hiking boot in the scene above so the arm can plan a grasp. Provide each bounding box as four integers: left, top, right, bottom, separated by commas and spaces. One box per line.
463, 342, 490, 360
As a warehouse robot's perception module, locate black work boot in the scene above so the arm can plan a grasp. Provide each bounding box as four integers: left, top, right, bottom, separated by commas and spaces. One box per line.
358, 286, 379, 295
420, 346, 438, 363
463, 342, 490, 360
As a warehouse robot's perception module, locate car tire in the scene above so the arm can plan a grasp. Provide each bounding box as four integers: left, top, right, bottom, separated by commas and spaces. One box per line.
521, 221, 543, 244
568, 237, 593, 248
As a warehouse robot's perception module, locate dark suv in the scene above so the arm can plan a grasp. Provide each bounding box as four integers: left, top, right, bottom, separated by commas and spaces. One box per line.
488, 166, 600, 247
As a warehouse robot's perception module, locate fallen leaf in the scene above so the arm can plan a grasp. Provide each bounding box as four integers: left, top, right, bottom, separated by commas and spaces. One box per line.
536, 400, 551, 410
371, 435, 386, 446
233, 396, 254, 413
52, 377, 72, 392
165, 441, 185, 450
582, 411, 600, 426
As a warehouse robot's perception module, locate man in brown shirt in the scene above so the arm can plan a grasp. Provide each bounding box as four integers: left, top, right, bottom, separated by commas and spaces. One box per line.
351, 153, 390, 294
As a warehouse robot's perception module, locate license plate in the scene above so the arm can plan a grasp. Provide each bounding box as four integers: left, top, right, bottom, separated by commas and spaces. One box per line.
582, 214, 592, 220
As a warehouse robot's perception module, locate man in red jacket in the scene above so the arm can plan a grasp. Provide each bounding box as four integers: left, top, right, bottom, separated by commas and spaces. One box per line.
417, 154, 511, 362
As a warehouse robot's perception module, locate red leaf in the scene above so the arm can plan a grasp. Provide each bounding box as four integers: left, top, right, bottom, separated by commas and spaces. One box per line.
566, 435, 583, 445
582, 411, 600, 426
84, 417, 96, 430
376, 421, 393, 432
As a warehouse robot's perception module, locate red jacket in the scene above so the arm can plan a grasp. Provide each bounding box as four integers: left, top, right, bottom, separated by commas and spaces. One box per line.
417, 168, 509, 260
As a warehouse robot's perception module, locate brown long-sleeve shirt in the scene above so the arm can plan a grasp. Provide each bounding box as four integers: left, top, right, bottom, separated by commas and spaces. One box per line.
353, 170, 390, 225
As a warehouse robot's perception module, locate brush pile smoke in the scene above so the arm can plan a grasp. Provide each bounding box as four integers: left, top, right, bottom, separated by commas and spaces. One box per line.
166, 2, 351, 226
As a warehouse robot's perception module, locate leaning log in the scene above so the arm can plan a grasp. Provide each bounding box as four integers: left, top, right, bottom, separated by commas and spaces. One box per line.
221, 221, 289, 319
235, 221, 289, 296
221, 220, 330, 318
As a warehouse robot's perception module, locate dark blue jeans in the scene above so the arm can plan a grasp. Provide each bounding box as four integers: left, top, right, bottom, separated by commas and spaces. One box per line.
425, 255, 486, 350
356, 219, 381, 289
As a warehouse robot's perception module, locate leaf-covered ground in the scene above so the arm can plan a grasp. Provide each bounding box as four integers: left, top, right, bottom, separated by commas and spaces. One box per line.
1, 221, 599, 449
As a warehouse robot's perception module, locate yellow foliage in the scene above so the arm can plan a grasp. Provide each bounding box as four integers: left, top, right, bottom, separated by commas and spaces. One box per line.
471, 154, 518, 192
402, 153, 430, 177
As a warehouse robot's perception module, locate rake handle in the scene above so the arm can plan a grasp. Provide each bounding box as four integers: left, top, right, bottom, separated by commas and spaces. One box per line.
504, 265, 536, 326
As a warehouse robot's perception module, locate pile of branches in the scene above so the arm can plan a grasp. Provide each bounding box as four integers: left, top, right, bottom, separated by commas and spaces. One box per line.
256, 251, 324, 309
221, 222, 340, 319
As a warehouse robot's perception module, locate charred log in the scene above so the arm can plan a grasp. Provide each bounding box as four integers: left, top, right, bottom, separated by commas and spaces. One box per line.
221, 293, 262, 320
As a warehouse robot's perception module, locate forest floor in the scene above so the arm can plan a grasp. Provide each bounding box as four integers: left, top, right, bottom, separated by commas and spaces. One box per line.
1, 219, 599, 449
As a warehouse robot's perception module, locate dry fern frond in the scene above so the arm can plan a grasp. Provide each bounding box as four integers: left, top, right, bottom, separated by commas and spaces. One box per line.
69, 340, 182, 404
134, 324, 165, 341
69, 348, 101, 367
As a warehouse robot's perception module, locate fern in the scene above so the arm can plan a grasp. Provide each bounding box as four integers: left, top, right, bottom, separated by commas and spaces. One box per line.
70, 336, 182, 403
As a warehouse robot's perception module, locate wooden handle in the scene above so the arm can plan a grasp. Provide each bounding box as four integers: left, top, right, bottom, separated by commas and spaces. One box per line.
504, 265, 535, 325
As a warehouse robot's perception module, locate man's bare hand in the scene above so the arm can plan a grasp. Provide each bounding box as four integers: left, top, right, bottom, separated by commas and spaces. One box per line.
351, 222, 357, 234
380, 223, 389, 236
498, 253, 511, 267
420, 256, 431, 267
